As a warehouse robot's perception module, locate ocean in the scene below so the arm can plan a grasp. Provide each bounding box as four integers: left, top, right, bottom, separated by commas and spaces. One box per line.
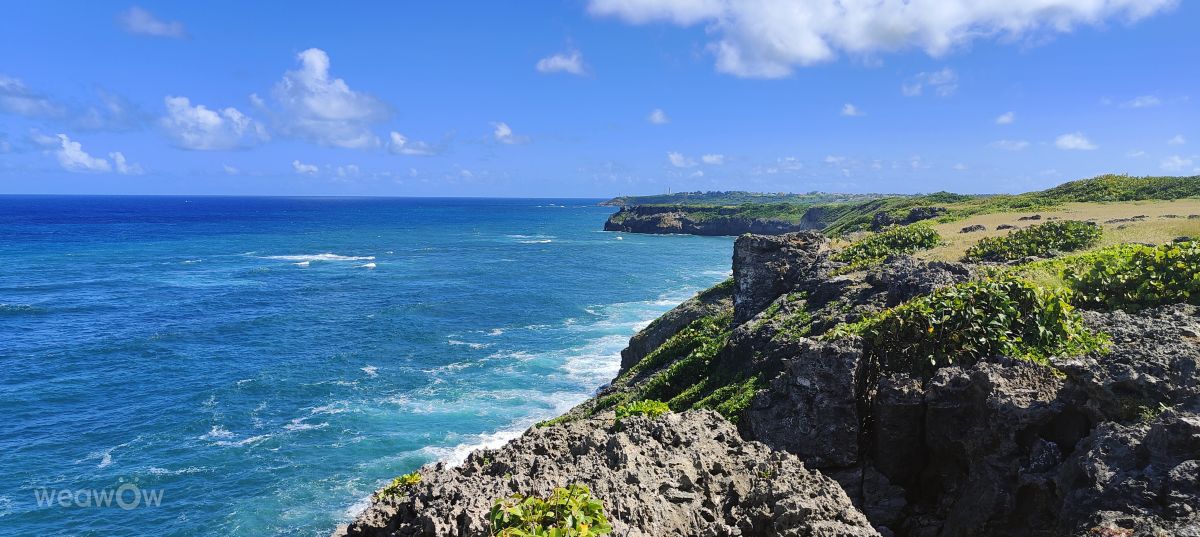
0, 196, 734, 536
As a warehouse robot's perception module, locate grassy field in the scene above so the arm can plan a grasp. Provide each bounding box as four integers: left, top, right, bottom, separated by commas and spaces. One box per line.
917, 199, 1200, 262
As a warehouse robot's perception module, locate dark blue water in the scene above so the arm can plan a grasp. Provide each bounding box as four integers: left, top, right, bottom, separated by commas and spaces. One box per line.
0, 196, 734, 536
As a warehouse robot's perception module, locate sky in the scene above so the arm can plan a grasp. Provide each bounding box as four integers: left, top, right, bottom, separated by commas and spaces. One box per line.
0, 1, 1197, 197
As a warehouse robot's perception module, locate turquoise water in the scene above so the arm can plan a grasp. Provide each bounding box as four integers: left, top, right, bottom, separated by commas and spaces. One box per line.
0, 196, 734, 536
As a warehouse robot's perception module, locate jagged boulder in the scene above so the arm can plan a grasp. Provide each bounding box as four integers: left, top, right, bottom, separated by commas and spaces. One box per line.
745, 338, 865, 468
732, 232, 826, 323
619, 280, 733, 372
336, 411, 880, 537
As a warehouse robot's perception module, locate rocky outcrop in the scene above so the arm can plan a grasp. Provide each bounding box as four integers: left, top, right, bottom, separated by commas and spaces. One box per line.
731, 231, 826, 323
604, 205, 820, 236
336, 410, 880, 537
871, 207, 948, 231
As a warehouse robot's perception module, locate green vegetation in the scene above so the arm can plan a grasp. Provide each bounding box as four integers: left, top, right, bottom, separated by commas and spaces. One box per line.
602, 190, 887, 207
964, 220, 1102, 262
613, 400, 670, 425
830, 275, 1108, 377
609, 175, 1200, 236
1064, 240, 1200, 312
378, 471, 422, 498
488, 484, 613, 537
620, 311, 732, 381
834, 223, 942, 271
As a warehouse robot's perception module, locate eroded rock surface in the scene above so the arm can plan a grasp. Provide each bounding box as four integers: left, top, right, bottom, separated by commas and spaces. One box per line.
337, 410, 879, 537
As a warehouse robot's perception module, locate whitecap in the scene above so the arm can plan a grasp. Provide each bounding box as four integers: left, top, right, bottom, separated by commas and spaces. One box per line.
295, 261, 311, 267
519, 239, 553, 244
447, 339, 489, 349
201, 425, 235, 440
361, 365, 378, 377
486, 328, 504, 336
181, 259, 202, 264
214, 434, 272, 447
262, 253, 375, 262
358, 262, 376, 269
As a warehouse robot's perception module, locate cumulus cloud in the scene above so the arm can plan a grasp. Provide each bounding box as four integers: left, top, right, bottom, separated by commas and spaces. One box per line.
272, 48, 390, 149
1055, 132, 1098, 150
159, 96, 268, 150
995, 111, 1015, 125
536, 49, 588, 76
109, 151, 144, 175
0, 75, 66, 118
841, 103, 864, 117
901, 68, 958, 97
648, 108, 670, 124
118, 6, 187, 38
46, 134, 142, 174
492, 122, 529, 144
990, 139, 1030, 151
1168, 134, 1186, 146
292, 159, 318, 175
1161, 155, 1194, 172
701, 153, 725, 164
587, 0, 1175, 78
667, 151, 696, 167
388, 131, 436, 155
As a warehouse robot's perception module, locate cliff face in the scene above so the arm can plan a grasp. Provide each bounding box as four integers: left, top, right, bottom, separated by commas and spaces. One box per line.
603, 205, 825, 236
339, 232, 1200, 537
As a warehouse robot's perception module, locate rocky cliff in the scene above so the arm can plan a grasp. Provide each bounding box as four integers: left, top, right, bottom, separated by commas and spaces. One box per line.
338, 231, 1200, 537
603, 205, 825, 236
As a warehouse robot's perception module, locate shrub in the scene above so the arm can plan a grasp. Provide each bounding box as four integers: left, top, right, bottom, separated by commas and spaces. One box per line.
1065, 241, 1200, 312
964, 220, 1101, 262
833, 223, 942, 270
378, 471, 421, 498
614, 399, 670, 425
489, 484, 613, 537
830, 275, 1107, 377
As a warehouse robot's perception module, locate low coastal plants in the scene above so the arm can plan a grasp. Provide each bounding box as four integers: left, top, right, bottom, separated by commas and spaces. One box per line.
613, 399, 670, 426
378, 471, 422, 499
1064, 240, 1200, 312
488, 484, 613, 537
964, 220, 1101, 262
834, 223, 941, 271
830, 275, 1107, 377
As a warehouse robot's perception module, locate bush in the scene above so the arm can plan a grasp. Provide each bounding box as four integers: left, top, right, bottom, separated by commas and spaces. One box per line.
378, 471, 421, 498
489, 484, 613, 537
964, 220, 1101, 262
1065, 241, 1200, 312
614, 400, 670, 425
834, 223, 942, 270
830, 275, 1107, 377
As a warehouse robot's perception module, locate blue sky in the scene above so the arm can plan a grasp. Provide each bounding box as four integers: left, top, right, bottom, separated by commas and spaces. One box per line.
0, 1, 1197, 197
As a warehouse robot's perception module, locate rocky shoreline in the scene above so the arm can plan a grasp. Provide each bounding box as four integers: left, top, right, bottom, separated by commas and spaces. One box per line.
338, 231, 1200, 537
603, 205, 822, 236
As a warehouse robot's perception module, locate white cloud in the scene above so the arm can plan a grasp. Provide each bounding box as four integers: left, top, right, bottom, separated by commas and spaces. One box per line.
995, 111, 1015, 125
648, 108, 670, 124
953, 163, 968, 171
109, 152, 143, 175
841, 103, 864, 117
388, 131, 436, 155
160, 96, 268, 150
535, 49, 588, 76
272, 48, 390, 149
54, 134, 110, 172
223, 165, 240, 175
990, 139, 1030, 151
292, 159, 318, 175
824, 155, 846, 164
118, 7, 187, 38
47, 134, 141, 174
1127, 149, 1146, 157
336, 164, 360, 178
1168, 134, 1186, 146
0, 76, 65, 117
1122, 95, 1161, 108
901, 68, 958, 97
587, 0, 1175, 78
1056, 132, 1098, 150
492, 122, 529, 144
701, 153, 725, 164
1161, 155, 1193, 172
667, 151, 696, 167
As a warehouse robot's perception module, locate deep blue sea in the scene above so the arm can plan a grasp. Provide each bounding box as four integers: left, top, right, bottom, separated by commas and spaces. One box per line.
0, 196, 734, 536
